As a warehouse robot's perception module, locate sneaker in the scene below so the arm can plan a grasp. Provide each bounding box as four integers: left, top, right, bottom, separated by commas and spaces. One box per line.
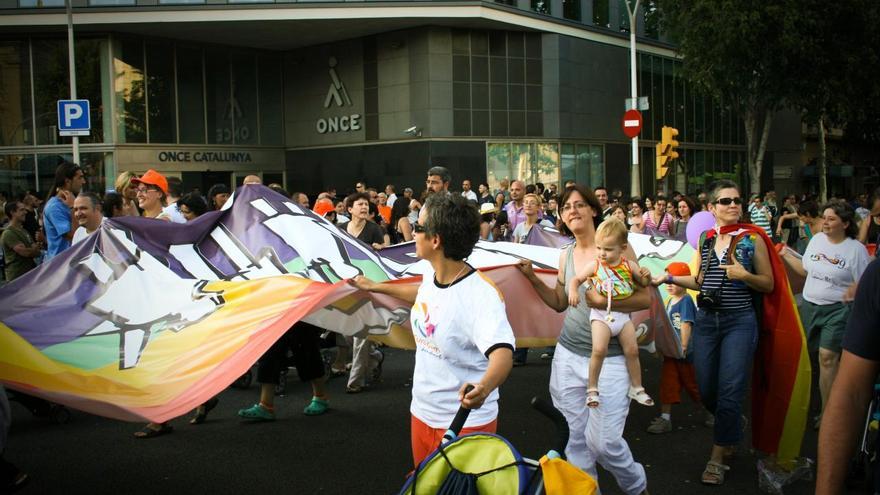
704, 413, 715, 428
237, 403, 275, 421
540, 352, 554, 360
303, 397, 329, 416
647, 416, 672, 434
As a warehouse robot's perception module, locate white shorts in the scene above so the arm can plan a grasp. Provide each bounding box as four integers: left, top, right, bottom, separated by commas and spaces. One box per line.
590, 308, 631, 337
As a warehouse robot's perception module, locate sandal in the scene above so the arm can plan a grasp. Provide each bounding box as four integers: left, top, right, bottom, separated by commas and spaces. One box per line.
133, 423, 173, 439
628, 386, 655, 406
700, 460, 729, 485
586, 388, 600, 408
190, 397, 220, 425
303, 396, 329, 416
330, 367, 348, 377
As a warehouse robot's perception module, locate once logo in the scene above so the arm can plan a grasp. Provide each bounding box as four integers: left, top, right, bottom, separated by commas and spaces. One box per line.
316, 57, 361, 134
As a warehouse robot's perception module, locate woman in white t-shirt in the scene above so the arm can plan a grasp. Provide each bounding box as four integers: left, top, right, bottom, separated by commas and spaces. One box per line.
781, 201, 870, 427
351, 194, 515, 467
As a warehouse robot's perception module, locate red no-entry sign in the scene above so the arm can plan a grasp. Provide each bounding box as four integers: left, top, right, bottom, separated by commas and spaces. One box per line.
622, 109, 643, 139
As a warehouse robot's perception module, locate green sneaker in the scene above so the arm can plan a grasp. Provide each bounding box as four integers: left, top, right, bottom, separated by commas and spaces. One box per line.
237, 403, 275, 421
303, 396, 329, 416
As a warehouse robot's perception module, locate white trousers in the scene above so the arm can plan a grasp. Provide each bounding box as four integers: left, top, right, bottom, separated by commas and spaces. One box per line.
348, 337, 381, 388
549, 344, 647, 495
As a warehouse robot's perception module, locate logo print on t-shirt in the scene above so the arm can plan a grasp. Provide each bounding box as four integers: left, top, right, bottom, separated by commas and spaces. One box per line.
810, 253, 846, 268
412, 302, 435, 338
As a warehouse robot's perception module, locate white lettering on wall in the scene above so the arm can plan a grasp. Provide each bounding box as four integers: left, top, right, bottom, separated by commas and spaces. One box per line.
316, 114, 361, 135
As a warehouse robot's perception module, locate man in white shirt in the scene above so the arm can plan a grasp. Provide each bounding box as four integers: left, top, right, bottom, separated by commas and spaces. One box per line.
461, 179, 478, 203
385, 184, 398, 207
162, 176, 187, 224
72, 192, 105, 245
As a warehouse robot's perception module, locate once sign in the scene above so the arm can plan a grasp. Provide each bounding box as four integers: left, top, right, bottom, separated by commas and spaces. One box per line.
316, 114, 362, 134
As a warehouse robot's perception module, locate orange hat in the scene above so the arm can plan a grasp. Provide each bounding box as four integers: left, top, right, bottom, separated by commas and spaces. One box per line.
665, 261, 691, 277
313, 198, 335, 218
131, 169, 168, 195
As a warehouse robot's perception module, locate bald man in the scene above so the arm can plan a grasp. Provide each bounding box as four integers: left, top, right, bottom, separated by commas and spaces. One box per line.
243, 175, 262, 185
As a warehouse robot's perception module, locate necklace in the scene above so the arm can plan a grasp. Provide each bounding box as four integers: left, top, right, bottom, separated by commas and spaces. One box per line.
441, 263, 468, 285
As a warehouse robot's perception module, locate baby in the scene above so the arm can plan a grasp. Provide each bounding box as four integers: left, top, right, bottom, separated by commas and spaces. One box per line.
568, 218, 654, 408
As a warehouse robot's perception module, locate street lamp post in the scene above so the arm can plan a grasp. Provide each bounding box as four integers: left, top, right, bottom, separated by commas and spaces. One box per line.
625, 0, 641, 197
66, 0, 80, 167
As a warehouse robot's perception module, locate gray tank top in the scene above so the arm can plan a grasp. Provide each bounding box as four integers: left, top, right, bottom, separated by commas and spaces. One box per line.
556, 245, 623, 358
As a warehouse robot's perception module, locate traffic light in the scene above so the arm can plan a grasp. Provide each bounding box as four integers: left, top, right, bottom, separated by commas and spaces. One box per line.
655, 126, 680, 180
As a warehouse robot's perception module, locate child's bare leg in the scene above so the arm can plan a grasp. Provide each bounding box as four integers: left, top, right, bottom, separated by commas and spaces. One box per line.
589, 320, 611, 392
618, 321, 643, 389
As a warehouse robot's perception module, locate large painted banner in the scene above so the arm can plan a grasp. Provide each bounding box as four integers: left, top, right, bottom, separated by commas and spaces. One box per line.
0, 185, 807, 462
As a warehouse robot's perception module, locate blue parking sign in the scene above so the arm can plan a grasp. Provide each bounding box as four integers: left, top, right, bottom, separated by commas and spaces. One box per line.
57, 100, 90, 136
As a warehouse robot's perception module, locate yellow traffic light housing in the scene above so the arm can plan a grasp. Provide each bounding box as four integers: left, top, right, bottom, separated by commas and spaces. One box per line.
656, 126, 680, 180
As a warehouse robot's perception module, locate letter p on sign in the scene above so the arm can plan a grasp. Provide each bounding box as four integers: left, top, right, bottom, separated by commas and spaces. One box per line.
57, 100, 91, 137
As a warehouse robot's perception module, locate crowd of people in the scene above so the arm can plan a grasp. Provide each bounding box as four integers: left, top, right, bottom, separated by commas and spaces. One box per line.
1, 160, 879, 494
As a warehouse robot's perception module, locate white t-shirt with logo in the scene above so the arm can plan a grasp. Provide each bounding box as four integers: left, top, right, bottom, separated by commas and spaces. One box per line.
802, 232, 870, 305
410, 265, 516, 429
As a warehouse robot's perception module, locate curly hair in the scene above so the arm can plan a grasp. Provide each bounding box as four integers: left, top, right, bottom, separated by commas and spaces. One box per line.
821, 200, 859, 239
422, 193, 480, 261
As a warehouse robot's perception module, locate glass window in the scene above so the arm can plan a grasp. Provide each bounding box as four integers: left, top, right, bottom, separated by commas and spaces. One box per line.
649, 56, 662, 141
158, 0, 205, 3
512, 143, 532, 183
618, 0, 631, 32
486, 143, 512, 191
453, 82, 470, 108
593, 0, 610, 28
491, 111, 508, 137
19, 0, 64, 6
258, 54, 282, 145
75, 39, 105, 144
561, 144, 576, 184
507, 33, 524, 58
0, 154, 36, 197
89, 0, 135, 5
509, 111, 525, 136
589, 144, 604, 187
454, 110, 471, 136
176, 46, 205, 144
78, 151, 111, 194
205, 49, 231, 144
643, 0, 660, 38
0, 41, 33, 146
663, 58, 674, 132
146, 41, 176, 143
112, 38, 146, 143
453, 55, 470, 82
472, 84, 489, 110
674, 61, 685, 138
534, 143, 559, 187
490, 84, 507, 111
471, 56, 488, 83
473, 110, 490, 136
531, 0, 550, 15
230, 52, 258, 145
452, 30, 470, 55
563, 0, 581, 21
575, 145, 590, 185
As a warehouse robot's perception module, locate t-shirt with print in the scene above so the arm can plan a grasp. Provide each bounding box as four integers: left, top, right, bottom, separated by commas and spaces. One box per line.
410, 264, 516, 428
666, 294, 696, 358
802, 233, 870, 305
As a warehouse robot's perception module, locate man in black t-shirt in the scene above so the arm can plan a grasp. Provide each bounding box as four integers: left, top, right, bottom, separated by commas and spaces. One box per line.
816, 258, 880, 494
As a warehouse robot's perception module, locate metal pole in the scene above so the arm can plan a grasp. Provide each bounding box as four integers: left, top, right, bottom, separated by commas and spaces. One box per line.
66, 0, 80, 167
626, 0, 641, 197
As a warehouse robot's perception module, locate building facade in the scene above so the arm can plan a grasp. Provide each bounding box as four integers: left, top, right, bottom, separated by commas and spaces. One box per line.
0, 0, 748, 198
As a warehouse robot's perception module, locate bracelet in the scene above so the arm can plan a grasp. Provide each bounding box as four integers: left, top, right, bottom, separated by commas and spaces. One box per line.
666, 274, 673, 284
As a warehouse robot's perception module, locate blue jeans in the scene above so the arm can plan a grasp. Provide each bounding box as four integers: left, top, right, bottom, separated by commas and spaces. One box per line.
693, 308, 758, 446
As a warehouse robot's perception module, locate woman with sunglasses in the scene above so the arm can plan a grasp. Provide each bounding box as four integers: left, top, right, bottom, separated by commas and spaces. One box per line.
517, 185, 650, 494
653, 180, 774, 485
350, 194, 515, 467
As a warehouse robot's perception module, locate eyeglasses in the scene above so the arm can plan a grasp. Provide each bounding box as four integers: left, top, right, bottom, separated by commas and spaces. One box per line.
714, 197, 743, 206
136, 187, 157, 194
560, 202, 589, 213
412, 223, 426, 234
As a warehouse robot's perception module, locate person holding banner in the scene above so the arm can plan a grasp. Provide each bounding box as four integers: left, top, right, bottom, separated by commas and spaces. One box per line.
653, 179, 774, 486
517, 184, 650, 495
779, 201, 869, 429
351, 193, 515, 467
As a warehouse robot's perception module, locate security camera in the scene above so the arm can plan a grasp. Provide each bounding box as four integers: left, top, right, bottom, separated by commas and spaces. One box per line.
404, 126, 419, 135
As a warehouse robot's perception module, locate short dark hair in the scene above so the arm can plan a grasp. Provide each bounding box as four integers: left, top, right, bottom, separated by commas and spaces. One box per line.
4, 201, 20, 218
422, 193, 480, 261
677, 195, 697, 217
77, 192, 102, 210
166, 177, 183, 198
427, 166, 451, 184
797, 200, 819, 218
102, 192, 124, 218
178, 192, 208, 218
558, 184, 601, 237
345, 192, 371, 208
594, 186, 608, 194
821, 200, 859, 239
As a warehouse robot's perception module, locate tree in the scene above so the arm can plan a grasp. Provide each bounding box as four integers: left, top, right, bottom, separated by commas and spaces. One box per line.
785, 0, 880, 202
658, 0, 794, 194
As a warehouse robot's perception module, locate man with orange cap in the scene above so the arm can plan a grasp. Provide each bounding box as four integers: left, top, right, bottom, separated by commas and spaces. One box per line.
647, 261, 703, 434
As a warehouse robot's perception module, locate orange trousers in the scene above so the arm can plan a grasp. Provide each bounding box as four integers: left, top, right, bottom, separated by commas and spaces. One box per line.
659, 357, 701, 405
411, 414, 497, 467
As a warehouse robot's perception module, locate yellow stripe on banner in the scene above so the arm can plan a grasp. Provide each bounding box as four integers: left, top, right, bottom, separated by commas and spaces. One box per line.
776, 326, 812, 465
0, 275, 318, 408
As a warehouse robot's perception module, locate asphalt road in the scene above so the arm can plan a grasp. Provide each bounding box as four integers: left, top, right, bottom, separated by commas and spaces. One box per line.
7, 347, 821, 494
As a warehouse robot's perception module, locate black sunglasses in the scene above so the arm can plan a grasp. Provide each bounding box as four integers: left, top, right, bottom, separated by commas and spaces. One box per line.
714, 197, 743, 206
412, 223, 426, 234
